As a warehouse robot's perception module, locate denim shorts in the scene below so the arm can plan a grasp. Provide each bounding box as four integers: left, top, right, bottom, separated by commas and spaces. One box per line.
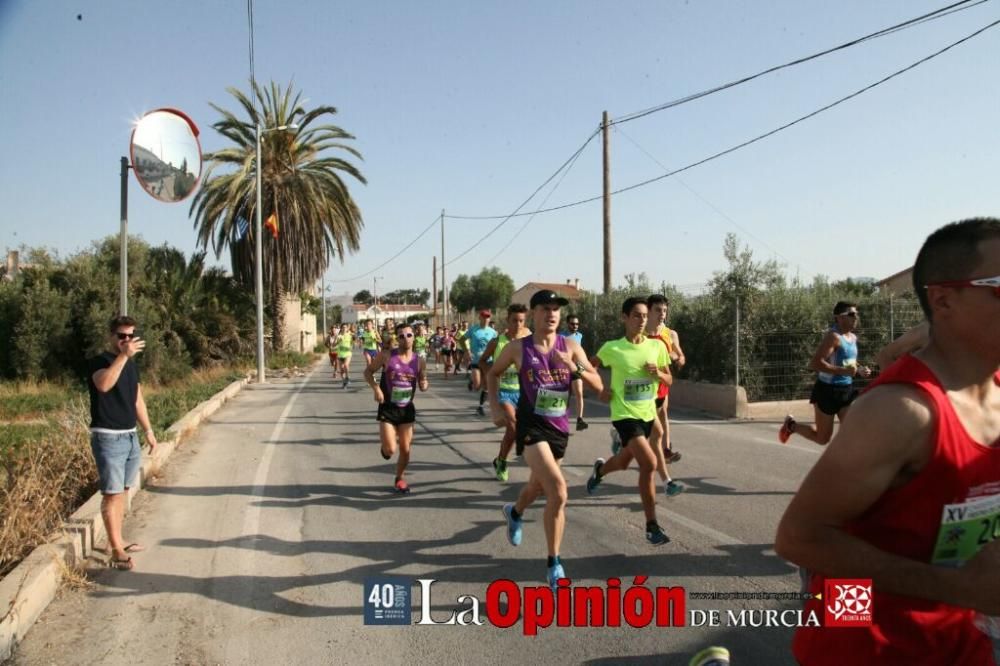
90, 431, 141, 494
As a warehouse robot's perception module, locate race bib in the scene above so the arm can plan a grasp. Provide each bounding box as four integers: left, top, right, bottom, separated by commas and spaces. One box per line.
534, 387, 568, 417
391, 386, 414, 407
931, 494, 1000, 566
623, 378, 655, 402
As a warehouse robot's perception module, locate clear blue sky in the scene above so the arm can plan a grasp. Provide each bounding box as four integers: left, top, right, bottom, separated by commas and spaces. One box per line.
1, 0, 998, 299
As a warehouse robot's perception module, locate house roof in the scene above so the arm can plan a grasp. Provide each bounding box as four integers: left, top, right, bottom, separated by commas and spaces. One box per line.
514, 282, 582, 299
877, 266, 913, 286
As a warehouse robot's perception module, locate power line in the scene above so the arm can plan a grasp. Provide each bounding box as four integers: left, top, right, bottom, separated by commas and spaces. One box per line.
613, 0, 989, 126
330, 215, 440, 283
613, 124, 792, 264
444, 17, 1000, 221
481, 133, 591, 266
442, 128, 600, 264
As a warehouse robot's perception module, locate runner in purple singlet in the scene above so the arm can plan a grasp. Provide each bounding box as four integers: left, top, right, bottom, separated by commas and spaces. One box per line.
364, 322, 429, 494
489, 290, 602, 590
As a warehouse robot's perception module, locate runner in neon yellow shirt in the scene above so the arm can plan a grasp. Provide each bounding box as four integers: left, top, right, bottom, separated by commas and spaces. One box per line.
336, 323, 354, 388
361, 320, 382, 369
586, 296, 673, 546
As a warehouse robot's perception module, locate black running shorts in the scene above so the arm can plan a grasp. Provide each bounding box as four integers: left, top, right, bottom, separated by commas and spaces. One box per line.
809, 381, 858, 416
515, 412, 569, 460
376, 402, 416, 425
612, 418, 654, 446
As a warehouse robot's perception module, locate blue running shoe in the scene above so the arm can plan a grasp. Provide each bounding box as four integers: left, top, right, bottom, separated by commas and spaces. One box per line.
586, 458, 605, 495
547, 562, 565, 591
610, 427, 622, 456
646, 523, 670, 545
664, 480, 685, 497
502, 503, 522, 546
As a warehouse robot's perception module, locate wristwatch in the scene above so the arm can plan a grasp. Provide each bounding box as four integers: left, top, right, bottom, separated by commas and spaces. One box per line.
572, 362, 585, 379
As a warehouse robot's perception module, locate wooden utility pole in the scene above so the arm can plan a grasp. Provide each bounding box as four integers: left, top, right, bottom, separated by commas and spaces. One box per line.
602, 111, 611, 295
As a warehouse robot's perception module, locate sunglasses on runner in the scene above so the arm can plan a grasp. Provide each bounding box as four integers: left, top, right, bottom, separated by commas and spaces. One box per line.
116, 332, 138, 340
925, 275, 1000, 297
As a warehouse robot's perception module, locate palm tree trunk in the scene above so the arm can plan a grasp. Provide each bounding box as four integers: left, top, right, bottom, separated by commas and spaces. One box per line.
271, 260, 285, 351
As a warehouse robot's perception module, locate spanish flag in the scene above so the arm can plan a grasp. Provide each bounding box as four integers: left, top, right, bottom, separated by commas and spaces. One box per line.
264, 212, 279, 239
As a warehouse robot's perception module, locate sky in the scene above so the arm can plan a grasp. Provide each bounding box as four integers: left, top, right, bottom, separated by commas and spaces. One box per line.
1, 0, 998, 300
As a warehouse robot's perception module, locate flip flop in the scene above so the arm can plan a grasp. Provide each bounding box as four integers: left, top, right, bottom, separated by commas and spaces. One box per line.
123, 543, 146, 553
109, 556, 134, 571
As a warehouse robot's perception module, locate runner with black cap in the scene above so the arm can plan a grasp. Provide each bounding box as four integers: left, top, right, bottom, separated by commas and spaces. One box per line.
490, 289, 602, 589
364, 321, 429, 494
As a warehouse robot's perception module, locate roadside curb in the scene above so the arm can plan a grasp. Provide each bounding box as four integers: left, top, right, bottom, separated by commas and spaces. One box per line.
0, 375, 251, 662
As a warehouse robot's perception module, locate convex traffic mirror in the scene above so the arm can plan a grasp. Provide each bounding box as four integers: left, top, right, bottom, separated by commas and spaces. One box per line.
129, 108, 202, 203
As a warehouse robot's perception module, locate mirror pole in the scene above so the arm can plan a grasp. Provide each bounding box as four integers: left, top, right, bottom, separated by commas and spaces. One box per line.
119, 156, 129, 315
254, 123, 266, 383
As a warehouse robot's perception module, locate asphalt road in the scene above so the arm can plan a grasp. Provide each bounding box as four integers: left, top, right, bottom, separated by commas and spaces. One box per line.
15, 356, 825, 666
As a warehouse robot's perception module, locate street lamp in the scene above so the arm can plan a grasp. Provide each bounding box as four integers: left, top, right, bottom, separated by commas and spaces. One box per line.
254, 122, 297, 384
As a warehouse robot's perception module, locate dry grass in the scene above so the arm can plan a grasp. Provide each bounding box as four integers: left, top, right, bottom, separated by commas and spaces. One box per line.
0, 397, 96, 577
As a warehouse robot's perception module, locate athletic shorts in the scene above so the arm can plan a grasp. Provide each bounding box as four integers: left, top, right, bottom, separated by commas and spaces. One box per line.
376, 402, 416, 425
655, 397, 665, 409
90, 431, 141, 494
441, 349, 453, 356
809, 380, 858, 416
364, 349, 378, 359
612, 418, 654, 446
329, 351, 338, 363
498, 389, 519, 408
338, 353, 352, 362
515, 412, 569, 460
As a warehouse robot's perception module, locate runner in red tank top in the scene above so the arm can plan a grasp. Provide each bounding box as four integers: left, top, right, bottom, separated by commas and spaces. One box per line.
776, 218, 1000, 665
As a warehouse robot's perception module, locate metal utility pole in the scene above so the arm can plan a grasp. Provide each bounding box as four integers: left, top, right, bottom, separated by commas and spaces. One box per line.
441, 210, 448, 328
432, 256, 438, 326
254, 122, 266, 384
602, 111, 611, 295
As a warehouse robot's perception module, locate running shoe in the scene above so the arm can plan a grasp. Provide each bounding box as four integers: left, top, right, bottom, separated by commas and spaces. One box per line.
664, 480, 685, 497
546, 562, 565, 591
476, 405, 486, 417
502, 503, 522, 546
646, 523, 670, 545
688, 646, 730, 666
664, 447, 682, 464
342, 377, 348, 389
778, 415, 796, 444
493, 457, 509, 482
394, 478, 410, 494
576, 417, 589, 431
380, 448, 392, 461
586, 458, 605, 494
610, 427, 622, 456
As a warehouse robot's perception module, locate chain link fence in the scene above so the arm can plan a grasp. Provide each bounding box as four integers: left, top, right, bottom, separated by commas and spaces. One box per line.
573, 288, 925, 403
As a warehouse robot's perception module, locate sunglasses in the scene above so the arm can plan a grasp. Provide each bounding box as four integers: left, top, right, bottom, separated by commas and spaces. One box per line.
116, 332, 138, 340
925, 275, 1000, 297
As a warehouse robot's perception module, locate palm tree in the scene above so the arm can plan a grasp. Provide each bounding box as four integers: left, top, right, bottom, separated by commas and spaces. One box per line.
190, 80, 365, 350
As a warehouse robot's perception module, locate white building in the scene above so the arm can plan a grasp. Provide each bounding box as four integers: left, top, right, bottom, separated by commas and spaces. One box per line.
344, 303, 432, 326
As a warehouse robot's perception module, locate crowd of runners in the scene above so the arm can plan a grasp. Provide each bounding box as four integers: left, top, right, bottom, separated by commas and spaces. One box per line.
313, 218, 999, 665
